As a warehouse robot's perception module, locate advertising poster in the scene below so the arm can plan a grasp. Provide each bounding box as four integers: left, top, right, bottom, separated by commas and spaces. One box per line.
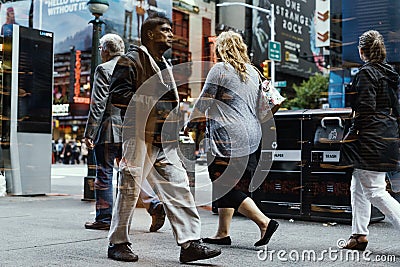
252, 0, 325, 78
34, 0, 172, 54
342, 0, 400, 64
0, 0, 31, 36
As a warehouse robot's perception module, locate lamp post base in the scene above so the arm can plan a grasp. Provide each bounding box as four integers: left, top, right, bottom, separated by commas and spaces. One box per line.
82, 175, 96, 201
82, 150, 96, 201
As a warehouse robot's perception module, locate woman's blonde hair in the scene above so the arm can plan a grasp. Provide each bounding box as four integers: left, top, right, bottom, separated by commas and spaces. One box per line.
215, 31, 251, 82
358, 30, 386, 63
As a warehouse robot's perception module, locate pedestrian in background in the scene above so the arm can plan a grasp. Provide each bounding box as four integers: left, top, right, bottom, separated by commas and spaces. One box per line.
341, 30, 400, 251
185, 30, 278, 247
71, 139, 80, 164
62, 140, 72, 164
84, 33, 165, 231
80, 139, 88, 164
107, 15, 221, 263
56, 139, 64, 163
52, 140, 56, 164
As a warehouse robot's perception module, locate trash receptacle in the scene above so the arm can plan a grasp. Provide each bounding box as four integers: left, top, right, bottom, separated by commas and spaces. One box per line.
302, 108, 384, 223
253, 110, 305, 219
253, 108, 384, 223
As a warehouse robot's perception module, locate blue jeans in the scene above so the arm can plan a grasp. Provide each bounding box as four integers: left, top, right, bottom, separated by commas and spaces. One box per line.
94, 143, 161, 224
94, 143, 121, 224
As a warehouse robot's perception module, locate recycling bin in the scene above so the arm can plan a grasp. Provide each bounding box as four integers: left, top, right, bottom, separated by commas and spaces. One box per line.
253, 108, 384, 223
253, 110, 305, 219
302, 108, 384, 223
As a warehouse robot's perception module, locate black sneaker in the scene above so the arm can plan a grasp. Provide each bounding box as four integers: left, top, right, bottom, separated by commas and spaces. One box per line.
149, 203, 166, 232
179, 240, 221, 263
108, 242, 139, 262
84, 221, 110, 230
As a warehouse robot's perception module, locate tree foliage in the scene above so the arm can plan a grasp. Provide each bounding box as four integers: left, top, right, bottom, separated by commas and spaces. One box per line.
283, 74, 329, 109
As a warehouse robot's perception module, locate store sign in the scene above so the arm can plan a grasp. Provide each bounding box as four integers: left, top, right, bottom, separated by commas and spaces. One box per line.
52, 104, 70, 116
73, 96, 90, 104
315, 0, 330, 47
74, 50, 81, 100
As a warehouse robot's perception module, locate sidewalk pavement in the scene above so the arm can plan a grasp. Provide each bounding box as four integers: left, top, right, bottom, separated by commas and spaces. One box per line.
0, 173, 399, 266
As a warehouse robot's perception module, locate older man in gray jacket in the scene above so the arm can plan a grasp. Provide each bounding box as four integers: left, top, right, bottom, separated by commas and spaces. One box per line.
84, 33, 165, 232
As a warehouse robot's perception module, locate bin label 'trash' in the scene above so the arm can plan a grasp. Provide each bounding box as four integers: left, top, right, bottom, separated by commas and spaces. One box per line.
311, 151, 340, 162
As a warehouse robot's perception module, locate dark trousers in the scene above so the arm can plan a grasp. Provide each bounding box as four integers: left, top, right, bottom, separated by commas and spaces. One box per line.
93, 143, 122, 224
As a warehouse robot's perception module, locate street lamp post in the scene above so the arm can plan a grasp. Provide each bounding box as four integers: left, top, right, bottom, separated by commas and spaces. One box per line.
216, 2, 276, 85
82, 0, 109, 201
87, 0, 109, 87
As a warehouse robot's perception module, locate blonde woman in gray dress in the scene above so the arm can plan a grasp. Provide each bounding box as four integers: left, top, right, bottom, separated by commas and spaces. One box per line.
186, 31, 279, 247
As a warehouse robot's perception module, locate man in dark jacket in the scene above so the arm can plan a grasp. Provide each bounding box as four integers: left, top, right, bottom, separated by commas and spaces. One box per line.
84, 33, 165, 232
107, 16, 221, 263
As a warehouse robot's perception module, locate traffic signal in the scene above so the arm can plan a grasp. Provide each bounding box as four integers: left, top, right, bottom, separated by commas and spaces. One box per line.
261, 60, 270, 79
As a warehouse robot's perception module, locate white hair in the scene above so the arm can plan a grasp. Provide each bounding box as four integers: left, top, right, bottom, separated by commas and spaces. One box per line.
99, 33, 125, 57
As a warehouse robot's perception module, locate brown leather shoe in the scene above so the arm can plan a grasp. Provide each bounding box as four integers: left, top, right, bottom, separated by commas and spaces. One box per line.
149, 203, 166, 232
343, 235, 368, 251
180, 240, 221, 263
108, 242, 138, 262
84, 221, 110, 230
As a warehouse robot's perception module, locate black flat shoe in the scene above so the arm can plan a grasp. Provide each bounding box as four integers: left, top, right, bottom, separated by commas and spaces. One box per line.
254, 219, 279, 247
84, 221, 110, 230
202, 236, 232, 245
342, 235, 368, 251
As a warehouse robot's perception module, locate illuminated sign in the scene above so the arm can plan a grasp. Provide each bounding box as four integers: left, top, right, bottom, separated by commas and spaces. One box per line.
73, 96, 90, 104
74, 50, 81, 100
52, 104, 70, 116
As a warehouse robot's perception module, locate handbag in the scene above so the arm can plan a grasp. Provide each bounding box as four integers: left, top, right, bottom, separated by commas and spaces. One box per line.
136, 1, 146, 16
338, 129, 360, 168
261, 79, 286, 114
257, 78, 286, 123
313, 117, 345, 147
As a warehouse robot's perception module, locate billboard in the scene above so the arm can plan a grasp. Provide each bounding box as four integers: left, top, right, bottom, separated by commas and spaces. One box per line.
33, 0, 172, 54
0, 0, 31, 36
342, 0, 400, 64
252, 0, 326, 78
